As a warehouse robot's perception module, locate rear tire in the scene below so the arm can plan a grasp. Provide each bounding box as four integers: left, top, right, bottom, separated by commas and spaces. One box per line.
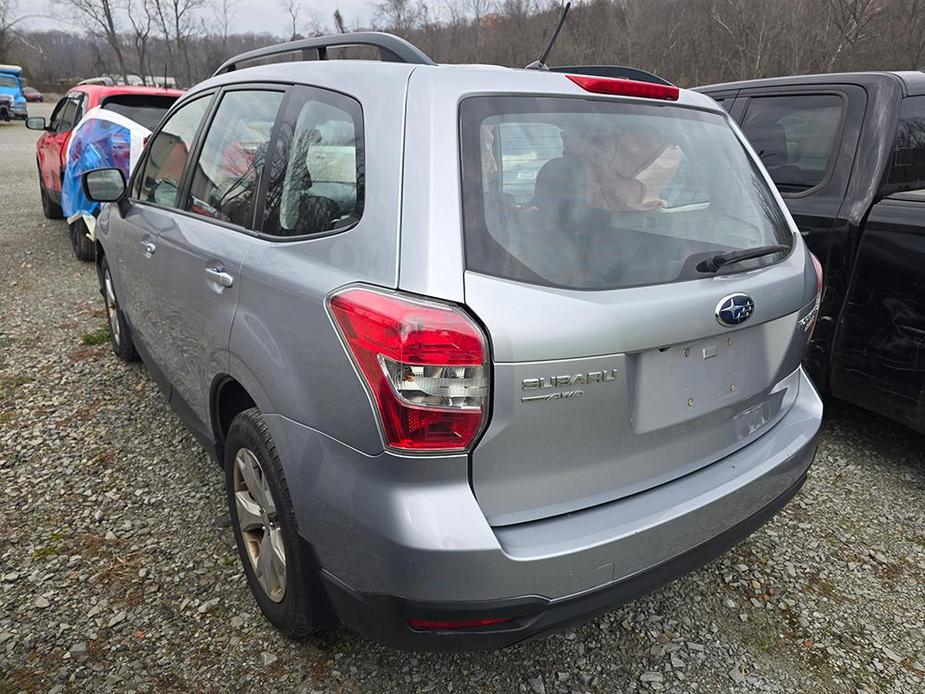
69, 218, 95, 262
225, 408, 322, 639
99, 255, 138, 362
38, 164, 63, 220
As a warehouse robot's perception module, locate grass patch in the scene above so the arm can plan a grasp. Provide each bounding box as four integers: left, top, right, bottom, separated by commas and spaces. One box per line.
32, 531, 65, 560
81, 324, 110, 346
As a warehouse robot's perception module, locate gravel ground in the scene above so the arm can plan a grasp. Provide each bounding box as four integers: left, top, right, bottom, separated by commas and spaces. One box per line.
1, 106, 924, 694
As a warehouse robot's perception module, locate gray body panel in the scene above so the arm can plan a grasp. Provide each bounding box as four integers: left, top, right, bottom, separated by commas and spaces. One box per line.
265, 368, 820, 602
96, 55, 824, 626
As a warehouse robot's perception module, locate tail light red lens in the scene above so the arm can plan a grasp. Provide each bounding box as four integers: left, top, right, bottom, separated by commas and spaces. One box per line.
407, 617, 512, 630
566, 74, 680, 101
328, 287, 490, 452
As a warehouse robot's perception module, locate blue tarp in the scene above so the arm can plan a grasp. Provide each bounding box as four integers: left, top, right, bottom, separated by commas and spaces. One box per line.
62, 108, 149, 224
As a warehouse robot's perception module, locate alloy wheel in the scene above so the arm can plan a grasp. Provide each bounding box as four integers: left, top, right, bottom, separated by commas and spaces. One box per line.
103, 268, 121, 347
233, 447, 287, 603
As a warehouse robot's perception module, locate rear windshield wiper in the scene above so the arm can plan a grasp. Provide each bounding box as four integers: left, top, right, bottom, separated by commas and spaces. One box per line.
696, 244, 790, 273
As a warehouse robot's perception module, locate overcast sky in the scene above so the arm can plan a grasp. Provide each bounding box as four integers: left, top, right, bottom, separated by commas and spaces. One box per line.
26, 0, 378, 35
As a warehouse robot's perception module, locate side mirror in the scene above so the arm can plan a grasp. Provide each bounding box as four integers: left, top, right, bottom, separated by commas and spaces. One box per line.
25, 116, 46, 131
83, 168, 126, 203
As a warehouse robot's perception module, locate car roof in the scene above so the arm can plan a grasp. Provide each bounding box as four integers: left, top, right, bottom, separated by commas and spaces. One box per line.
187, 59, 720, 113
695, 71, 925, 97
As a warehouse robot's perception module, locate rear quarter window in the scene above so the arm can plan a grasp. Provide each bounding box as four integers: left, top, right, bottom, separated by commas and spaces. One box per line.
886, 96, 925, 195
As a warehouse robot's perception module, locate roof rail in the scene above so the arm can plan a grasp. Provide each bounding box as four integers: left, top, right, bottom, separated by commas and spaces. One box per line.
214, 31, 435, 76
550, 65, 674, 87
77, 76, 116, 86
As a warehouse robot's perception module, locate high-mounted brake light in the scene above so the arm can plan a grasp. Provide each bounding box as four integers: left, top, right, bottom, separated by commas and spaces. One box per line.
328, 287, 490, 452
566, 74, 680, 101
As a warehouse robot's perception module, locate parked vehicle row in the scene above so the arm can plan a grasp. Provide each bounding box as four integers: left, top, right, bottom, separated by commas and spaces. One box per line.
697, 72, 925, 433
77, 32, 823, 650
26, 83, 183, 260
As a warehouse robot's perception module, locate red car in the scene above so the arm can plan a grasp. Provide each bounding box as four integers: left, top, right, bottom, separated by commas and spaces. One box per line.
28, 84, 183, 220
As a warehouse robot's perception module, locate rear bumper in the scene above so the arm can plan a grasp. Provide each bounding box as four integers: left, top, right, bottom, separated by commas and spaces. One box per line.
323, 471, 808, 651
266, 368, 822, 650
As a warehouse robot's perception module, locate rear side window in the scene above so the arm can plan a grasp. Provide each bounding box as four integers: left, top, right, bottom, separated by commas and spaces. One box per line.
100, 94, 179, 132
886, 96, 925, 194
740, 94, 843, 193
186, 90, 284, 227
262, 85, 364, 238
57, 99, 79, 132
460, 96, 792, 291
136, 96, 211, 207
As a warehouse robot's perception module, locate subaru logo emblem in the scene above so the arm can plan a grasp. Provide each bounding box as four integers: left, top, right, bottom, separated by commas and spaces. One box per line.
715, 293, 755, 327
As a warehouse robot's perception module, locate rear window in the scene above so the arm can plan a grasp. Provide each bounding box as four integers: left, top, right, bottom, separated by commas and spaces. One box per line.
101, 94, 179, 132
886, 96, 925, 194
740, 94, 844, 193
460, 96, 792, 291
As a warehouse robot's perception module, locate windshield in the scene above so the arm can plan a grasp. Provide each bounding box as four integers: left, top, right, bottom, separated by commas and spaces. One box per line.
0, 76, 18, 89
101, 95, 178, 132
460, 96, 793, 290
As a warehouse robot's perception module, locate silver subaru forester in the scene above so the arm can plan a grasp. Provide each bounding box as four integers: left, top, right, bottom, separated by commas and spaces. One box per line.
83, 32, 823, 650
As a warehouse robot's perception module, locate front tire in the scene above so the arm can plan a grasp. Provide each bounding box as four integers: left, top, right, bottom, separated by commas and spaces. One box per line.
225, 408, 320, 638
70, 218, 95, 261
38, 164, 63, 219
99, 255, 138, 362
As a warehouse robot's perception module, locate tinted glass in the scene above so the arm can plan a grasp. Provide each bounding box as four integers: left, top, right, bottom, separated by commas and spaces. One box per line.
137, 96, 211, 208
460, 96, 791, 291
263, 86, 364, 237
187, 90, 283, 227
0, 76, 17, 88
100, 94, 179, 131
57, 100, 79, 131
741, 94, 843, 193
886, 96, 925, 194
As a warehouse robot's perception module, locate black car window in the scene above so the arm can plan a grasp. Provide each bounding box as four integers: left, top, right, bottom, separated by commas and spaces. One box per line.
136, 96, 212, 208
262, 85, 364, 238
100, 94, 179, 132
885, 96, 925, 195
741, 94, 844, 194
186, 90, 284, 228
56, 99, 79, 132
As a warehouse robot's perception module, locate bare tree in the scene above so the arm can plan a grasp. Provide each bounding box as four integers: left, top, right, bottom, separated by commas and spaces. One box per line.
333, 8, 347, 33
149, 0, 203, 87
278, 0, 302, 40
212, 0, 236, 52
0, 0, 26, 63
126, 0, 154, 83
826, 0, 884, 70
375, 0, 426, 33
56, 0, 130, 82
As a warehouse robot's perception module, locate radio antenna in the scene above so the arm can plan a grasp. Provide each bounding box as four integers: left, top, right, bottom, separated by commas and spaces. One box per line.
525, 2, 571, 70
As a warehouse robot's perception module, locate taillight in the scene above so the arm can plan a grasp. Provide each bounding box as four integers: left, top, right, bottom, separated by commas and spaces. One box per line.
328, 287, 490, 452
566, 74, 680, 101
803, 253, 823, 339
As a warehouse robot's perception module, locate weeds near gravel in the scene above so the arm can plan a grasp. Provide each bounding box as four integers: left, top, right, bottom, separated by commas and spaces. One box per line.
32, 531, 65, 559
81, 324, 110, 346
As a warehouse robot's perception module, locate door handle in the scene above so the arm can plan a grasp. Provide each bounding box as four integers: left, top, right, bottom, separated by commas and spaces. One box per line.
205, 266, 234, 288
142, 240, 156, 256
